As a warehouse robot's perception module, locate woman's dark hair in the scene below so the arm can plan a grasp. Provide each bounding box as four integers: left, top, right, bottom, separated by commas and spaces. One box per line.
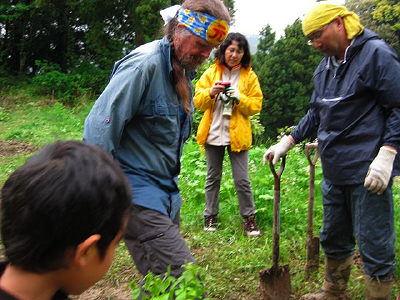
215, 32, 251, 68
1, 141, 131, 273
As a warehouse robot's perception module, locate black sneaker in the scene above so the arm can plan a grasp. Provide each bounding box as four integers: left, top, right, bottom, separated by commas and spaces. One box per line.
204, 215, 218, 232
243, 215, 261, 237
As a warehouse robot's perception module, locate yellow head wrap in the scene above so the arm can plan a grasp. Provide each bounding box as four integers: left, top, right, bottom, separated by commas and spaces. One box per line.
302, 3, 364, 40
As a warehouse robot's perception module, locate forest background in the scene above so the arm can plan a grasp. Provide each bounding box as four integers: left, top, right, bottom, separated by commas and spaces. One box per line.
1, 0, 398, 139
0, 0, 399, 299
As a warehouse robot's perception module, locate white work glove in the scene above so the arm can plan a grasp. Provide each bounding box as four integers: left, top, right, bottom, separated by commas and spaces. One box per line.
219, 92, 229, 104
364, 146, 397, 195
225, 87, 240, 103
263, 135, 295, 165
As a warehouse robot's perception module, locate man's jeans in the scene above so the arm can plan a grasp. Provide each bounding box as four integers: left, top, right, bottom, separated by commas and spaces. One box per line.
320, 180, 395, 277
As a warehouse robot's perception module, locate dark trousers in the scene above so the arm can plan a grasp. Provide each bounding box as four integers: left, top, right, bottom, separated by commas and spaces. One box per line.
124, 205, 194, 277
320, 180, 395, 277
204, 144, 256, 217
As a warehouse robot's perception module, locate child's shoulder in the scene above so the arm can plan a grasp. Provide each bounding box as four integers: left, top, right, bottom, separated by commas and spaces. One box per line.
0, 261, 70, 300
0, 262, 18, 300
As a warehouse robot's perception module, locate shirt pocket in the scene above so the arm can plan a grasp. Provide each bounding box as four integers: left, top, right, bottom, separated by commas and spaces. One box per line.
141, 98, 180, 146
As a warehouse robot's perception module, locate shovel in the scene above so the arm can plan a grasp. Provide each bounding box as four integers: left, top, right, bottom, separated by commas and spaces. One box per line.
260, 156, 291, 300
304, 142, 320, 278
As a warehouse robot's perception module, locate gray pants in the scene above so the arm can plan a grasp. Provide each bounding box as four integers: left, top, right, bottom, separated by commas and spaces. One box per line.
204, 144, 256, 217
124, 205, 194, 277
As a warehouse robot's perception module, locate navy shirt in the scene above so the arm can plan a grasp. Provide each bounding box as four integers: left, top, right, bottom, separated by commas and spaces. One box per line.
292, 29, 400, 185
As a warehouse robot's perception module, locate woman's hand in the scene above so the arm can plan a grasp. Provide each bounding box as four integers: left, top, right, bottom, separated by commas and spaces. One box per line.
209, 81, 226, 98
225, 87, 240, 103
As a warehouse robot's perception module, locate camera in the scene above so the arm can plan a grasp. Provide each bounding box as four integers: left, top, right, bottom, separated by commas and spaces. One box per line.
219, 81, 231, 91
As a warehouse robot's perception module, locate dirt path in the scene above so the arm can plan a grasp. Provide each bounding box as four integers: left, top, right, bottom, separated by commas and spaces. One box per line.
0, 140, 38, 158
71, 281, 133, 300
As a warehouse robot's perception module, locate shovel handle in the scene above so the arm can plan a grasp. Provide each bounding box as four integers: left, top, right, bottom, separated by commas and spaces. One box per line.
305, 142, 319, 263
305, 142, 319, 166
269, 156, 285, 267
269, 155, 286, 181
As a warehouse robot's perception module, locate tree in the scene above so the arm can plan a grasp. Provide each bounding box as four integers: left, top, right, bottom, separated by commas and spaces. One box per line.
256, 19, 322, 139
372, 0, 399, 31
223, 0, 235, 25
0, 1, 34, 74
0, 0, 236, 75
252, 25, 275, 73
345, 0, 399, 53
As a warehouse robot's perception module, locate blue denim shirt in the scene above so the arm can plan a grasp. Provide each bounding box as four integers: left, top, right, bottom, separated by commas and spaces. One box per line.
83, 37, 193, 219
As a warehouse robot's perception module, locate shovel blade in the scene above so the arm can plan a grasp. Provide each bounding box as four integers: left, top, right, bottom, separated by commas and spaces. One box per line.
305, 236, 320, 278
259, 265, 291, 300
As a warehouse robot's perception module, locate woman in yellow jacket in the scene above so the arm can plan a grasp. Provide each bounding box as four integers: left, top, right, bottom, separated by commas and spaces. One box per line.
194, 32, 263, 237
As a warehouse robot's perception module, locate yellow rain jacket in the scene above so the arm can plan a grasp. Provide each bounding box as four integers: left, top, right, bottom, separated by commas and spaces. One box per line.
194, 63, 263, 152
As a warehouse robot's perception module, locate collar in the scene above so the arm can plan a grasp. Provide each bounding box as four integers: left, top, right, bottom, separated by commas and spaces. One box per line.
221, 64, 241, 71
328, 38, 355, 68
160, 36, 173, 75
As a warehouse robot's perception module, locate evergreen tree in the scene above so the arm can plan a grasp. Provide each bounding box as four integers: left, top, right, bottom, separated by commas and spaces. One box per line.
256, 19, 322, 139
252, 24, 275, 73
0, 0, 183, 74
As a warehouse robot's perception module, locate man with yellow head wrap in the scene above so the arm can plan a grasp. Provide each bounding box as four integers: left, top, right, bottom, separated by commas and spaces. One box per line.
263, 3, 400, 299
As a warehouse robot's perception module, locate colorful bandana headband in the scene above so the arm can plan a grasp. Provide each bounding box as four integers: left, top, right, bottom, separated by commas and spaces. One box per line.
176, 8, 229, 46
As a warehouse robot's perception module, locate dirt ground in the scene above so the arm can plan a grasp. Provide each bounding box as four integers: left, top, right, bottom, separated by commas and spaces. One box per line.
0, 140, 38, 158
71, 282, 133, 300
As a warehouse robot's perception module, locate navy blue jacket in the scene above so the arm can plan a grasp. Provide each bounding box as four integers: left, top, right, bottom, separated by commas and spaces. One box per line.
84, 37, 192, 219
291, 29, 400, 185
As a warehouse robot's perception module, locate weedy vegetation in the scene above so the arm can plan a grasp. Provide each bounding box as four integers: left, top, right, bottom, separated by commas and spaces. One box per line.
0, 88, 399, 299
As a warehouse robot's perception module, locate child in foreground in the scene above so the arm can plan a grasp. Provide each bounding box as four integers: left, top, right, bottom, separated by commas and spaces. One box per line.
0, 141, 131, 300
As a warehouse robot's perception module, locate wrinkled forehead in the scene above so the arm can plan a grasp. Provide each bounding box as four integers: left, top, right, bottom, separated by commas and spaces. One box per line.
196, 34, 217, 49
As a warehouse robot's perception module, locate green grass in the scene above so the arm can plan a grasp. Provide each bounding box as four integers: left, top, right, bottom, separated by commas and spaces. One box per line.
0, 101, 91, 145
179, 142, 400, 299
0, 93, 399, 299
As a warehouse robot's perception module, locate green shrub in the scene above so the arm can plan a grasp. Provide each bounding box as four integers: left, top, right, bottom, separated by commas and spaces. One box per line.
32, 61, 82, 105
129, 263, 208, 300
32, 60, 108, 105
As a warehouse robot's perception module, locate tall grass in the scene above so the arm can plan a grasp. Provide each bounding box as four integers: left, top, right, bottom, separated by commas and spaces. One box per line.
0, 97, 399, 299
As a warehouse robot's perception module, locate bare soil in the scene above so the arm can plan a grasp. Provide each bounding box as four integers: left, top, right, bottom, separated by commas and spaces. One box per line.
0, 140, 38, 158
71, 281, 133, 300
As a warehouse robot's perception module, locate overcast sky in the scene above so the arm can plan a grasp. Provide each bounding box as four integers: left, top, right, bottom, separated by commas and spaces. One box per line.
230, 0, 345, 37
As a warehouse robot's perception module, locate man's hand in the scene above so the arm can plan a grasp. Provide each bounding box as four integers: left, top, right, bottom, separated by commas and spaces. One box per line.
263, 135, 295, 165
225, 87, 240, 103
364, 146, 397, 195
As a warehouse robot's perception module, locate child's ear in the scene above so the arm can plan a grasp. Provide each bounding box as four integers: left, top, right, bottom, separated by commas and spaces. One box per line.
74, 234, 101, 267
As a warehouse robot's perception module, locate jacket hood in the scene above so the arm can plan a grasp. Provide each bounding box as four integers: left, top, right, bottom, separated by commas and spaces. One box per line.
345, 28, 379, 61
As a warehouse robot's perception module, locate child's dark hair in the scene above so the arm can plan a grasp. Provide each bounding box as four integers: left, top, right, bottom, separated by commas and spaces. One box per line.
215, 32, 251, 68
1, 141, 131, 273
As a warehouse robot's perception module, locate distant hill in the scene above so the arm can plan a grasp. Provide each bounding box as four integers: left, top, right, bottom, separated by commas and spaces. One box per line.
245, 34, 260, 54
